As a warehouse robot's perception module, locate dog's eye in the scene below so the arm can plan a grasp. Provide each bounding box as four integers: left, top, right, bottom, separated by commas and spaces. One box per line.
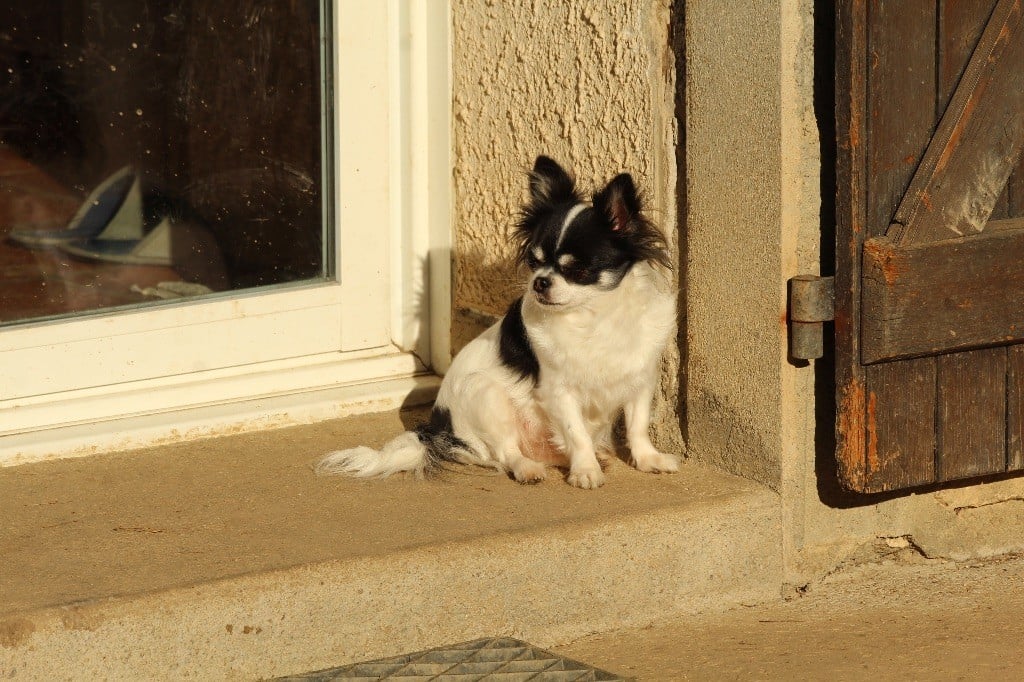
566, 268, 591, 283
525, 252, 542, 269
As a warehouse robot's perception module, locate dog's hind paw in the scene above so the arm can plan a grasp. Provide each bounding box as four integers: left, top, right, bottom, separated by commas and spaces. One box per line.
632, 450, 680, 474
567, 466, 606, 489
511, 457, 547, 484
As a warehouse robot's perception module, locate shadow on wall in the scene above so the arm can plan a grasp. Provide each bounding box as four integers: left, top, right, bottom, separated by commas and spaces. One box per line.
399, 245, 521, 430
670, 0, 688, 447
811, 0, 851, 507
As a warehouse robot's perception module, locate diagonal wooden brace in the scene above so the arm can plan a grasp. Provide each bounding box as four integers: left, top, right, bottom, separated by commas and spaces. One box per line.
889, 0, 1024, 246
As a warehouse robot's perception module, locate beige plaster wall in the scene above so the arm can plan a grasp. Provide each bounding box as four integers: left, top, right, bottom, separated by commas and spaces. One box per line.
450, 0, 684, 453
685, 0, 786, 490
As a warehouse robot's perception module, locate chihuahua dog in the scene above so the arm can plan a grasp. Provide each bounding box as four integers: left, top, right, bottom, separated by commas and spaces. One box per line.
317, 156, 677, 488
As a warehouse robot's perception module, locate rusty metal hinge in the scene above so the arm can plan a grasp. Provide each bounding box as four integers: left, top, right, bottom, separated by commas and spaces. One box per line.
788, 275, 834, 360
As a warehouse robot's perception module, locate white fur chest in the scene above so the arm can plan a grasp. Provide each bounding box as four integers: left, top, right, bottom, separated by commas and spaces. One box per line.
523, 265, 674, 408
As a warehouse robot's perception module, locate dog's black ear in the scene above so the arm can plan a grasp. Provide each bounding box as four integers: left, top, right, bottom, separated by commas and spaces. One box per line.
515, 156, 577, 264
528, 155, 577, 204
593, 173, 641, 232
593, 173, 671, 269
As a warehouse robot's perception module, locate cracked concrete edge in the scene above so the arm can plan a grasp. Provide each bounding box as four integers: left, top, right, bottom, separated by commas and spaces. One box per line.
905, 498, 1024, 563
784, 491, 1024, 590
784, 471, 1024, 586
782, 537, 945, 597
1, 489, 782, 680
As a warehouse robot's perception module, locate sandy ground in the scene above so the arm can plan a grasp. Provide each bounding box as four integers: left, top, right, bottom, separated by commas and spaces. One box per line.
555, 549, 1024, 681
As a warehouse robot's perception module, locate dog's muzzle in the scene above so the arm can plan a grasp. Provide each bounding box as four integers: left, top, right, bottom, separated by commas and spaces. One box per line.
532, 276, 559, 305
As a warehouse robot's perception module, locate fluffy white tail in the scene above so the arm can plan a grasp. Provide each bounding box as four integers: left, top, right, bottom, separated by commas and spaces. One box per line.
315, 431, 428, 478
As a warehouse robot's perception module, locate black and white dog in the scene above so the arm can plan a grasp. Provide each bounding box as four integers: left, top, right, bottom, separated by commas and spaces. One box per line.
317, 156, 678, 488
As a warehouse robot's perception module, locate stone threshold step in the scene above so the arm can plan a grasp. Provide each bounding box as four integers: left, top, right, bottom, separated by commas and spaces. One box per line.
1, 409, 781, 680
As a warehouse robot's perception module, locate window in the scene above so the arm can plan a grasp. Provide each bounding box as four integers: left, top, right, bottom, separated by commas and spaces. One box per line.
0, 0, 451, 464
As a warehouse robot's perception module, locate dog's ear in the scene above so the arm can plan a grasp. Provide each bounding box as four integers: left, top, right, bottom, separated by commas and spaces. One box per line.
593, 173, 671, 269
515, 156, 577, 263
528, 156, 577, 205
593, 173, 641, 232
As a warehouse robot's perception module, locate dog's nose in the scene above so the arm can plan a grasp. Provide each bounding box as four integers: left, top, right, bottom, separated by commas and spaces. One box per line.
533, 276, 551, 293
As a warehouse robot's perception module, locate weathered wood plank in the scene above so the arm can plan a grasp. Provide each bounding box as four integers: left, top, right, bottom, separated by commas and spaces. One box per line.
937, 347, 1007, 479
933, 0, 1010, 485
993, 184, 1012, 221
846, 0, 939, 493
1009, 153, 1024, 218
862, 219, 1024, 363
1008, 345, 1024, 470
863, 359, 936, 491
890, 0, 1024, 245
938, 0, 997, 114
834, 0, 870, 491
866, 0, 937, 239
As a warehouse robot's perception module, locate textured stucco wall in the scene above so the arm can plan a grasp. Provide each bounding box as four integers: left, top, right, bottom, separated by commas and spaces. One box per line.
450, 0, 683, 453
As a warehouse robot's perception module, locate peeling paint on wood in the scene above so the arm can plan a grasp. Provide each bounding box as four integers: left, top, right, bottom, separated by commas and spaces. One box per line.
835, 379, 866, 489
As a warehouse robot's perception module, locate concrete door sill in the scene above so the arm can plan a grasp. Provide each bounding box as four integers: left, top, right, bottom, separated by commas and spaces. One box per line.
1, 408, 782, 680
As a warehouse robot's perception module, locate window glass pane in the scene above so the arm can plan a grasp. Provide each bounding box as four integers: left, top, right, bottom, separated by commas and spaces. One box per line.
0, 0, 330, 326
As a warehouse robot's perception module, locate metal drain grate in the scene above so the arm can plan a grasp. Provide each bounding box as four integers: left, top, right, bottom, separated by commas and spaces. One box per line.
273, 636, 630, 681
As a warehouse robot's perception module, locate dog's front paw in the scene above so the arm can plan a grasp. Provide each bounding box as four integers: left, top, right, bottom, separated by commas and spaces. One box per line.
632, 450, 680, 474
567, 466, 606, 489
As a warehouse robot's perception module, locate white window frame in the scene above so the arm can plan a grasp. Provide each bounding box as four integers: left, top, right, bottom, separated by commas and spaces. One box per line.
0, 0, 451, 465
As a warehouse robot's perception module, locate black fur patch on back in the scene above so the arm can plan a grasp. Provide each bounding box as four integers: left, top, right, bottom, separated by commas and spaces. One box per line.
415, 406, 468, 473
498, 297, 539, 384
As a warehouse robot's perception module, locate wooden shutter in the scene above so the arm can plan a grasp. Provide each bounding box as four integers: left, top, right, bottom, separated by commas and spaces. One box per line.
835, 0, 1024, 492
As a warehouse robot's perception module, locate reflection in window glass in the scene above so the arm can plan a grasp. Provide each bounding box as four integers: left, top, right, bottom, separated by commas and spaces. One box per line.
0, 0, 329, 325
